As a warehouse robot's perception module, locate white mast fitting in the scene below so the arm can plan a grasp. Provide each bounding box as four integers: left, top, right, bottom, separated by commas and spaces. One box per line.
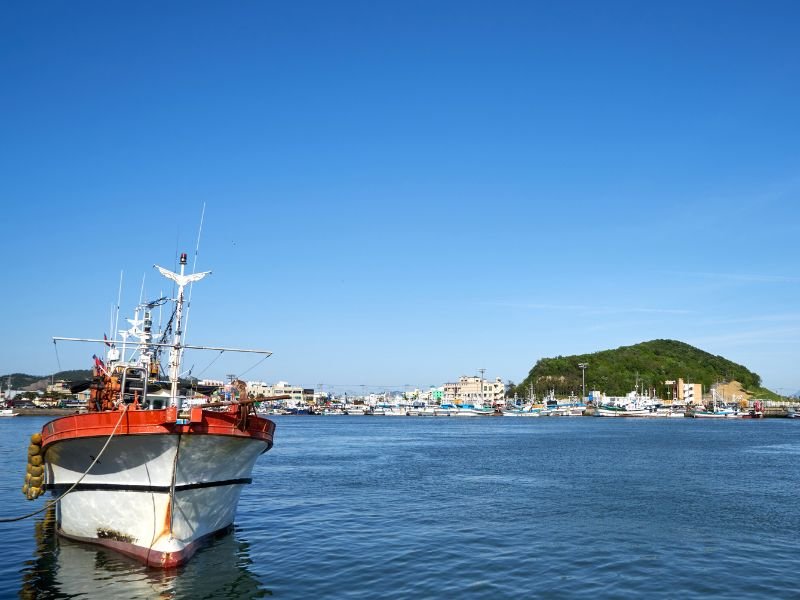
155, 253, 211, 410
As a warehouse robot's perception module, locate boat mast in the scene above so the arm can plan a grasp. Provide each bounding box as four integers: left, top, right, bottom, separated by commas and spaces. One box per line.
155, 252, 211, 410
168, 253, 189, 409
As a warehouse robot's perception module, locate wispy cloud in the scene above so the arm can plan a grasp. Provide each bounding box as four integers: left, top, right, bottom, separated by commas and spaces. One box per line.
705, 313, 800, 326
690, 326, 800, 347
664, 271, 800, 284
490, 302, 692, 315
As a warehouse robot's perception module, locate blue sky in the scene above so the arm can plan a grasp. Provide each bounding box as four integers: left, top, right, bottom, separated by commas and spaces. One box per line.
1, 1, 799, 394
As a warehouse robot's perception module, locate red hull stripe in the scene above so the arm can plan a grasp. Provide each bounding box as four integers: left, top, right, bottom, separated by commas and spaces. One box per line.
41, 408, 275, 449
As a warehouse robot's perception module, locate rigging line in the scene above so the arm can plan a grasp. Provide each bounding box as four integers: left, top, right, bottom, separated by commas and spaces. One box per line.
182, 202, 206, 347
138, 272, 146, 306
195, 350, 225, 378
171, 233, 179, 304
52, 339, 62, 372
237, 353, 271, 379
0, 405, 130, 524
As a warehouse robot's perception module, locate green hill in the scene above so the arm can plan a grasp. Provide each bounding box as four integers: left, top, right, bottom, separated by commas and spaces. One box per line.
517, 339, 762, 398
1, 370, 93, 391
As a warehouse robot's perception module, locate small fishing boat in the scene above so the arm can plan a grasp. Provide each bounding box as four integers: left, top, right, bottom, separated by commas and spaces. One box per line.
595, 390, 658, 417
688, 390, 741, 418
433, 403, 459, 416
501, 404, 542, 417
595, 404, 651, 417
688, 406, 739, 418
450, 403, 494, 417
28, 253, 281, 568
745, 400, 765, 419
0, 408, 18, 417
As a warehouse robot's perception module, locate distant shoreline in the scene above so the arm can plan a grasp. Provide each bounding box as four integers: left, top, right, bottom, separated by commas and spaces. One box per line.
7, 408, 80, 417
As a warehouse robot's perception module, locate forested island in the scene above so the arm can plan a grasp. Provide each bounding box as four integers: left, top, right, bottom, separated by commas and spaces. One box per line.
513, 339, 780, 400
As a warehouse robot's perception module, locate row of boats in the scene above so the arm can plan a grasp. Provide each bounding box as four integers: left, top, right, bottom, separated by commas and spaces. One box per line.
260, 394, 772, 419
595, 392, 766, 418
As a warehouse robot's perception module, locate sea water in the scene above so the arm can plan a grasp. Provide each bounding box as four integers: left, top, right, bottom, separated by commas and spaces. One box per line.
1, 415, 798, 598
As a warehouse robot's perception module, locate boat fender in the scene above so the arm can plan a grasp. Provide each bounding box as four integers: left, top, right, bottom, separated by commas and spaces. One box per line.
23, 432, 45, 499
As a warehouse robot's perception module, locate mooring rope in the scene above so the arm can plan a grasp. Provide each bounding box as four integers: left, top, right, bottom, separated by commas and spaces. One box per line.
0, 404, 130, 523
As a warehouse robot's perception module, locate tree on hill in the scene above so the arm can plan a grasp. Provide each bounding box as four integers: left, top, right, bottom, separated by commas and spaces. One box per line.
517, 339, 762, 398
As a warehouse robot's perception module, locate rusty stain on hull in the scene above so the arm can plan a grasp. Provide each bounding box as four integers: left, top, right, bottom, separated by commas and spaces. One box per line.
158, 501, 174, 568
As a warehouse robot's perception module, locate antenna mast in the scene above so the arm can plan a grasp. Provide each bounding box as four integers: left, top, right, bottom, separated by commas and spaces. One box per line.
155, 253, 211, 410
113, 270, 123, 344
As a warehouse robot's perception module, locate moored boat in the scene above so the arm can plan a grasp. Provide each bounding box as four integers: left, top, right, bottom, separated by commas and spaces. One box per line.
595, 390, 658, 417
595, 404, 651, 417
33, 253, 279, 568
451, 403, 494, 417
433, 403, 459, 416
501, 405, 542, 417
688, 390, 741, 418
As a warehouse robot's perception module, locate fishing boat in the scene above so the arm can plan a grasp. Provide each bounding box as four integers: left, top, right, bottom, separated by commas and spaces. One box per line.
406, 401, 436, 416
501, 404, 541, 417
595, 390, 658, 417
367, 403, 406, 416
688, 405, 739, 418
688, 390, 740, 418
1, 408, 18, 417
31, 253, 280, 568
451, 403, 494, 417
595, 404, 651, 417
744, 400, 764, 419
433, 403, 459, 416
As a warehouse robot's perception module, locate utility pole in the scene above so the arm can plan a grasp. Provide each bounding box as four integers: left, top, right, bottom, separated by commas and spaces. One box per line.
578, 363, 588, 403
479, 368, 486, 404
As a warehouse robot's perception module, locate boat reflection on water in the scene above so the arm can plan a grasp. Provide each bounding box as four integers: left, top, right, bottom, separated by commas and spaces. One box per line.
20, 507, 271, 599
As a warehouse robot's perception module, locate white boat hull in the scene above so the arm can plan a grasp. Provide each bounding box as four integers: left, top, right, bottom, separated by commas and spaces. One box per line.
596, 407, 651, 417
47, 432, 267, 566
41, 408, 274, 568
691, 412, 739, 418
502, 410, 541, 417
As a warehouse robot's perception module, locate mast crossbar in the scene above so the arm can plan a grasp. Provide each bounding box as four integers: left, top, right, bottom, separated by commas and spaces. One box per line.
52, 337, 273, 356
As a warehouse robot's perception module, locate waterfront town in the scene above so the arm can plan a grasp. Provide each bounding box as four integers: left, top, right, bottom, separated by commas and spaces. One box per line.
3, 373, 797, 418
